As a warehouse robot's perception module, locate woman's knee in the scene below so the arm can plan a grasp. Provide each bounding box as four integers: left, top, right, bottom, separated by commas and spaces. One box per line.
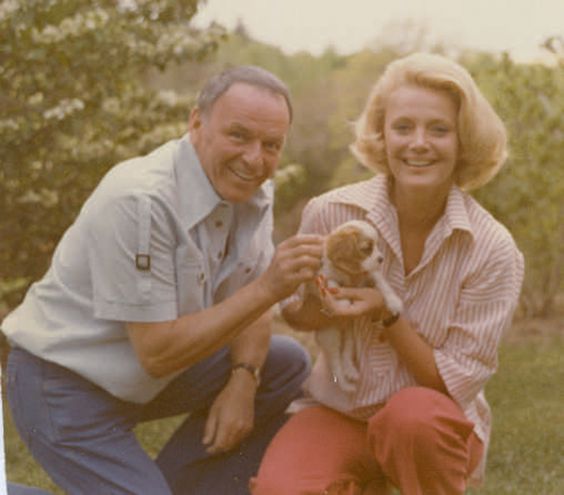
368, 387, 474, 462
371, 387, 465, 432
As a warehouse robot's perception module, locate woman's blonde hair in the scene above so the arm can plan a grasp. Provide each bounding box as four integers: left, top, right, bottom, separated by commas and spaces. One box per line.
350, 52, 507, 190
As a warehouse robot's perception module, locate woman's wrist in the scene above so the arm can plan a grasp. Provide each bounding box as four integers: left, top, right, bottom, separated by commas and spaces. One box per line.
371, 304, 401, 327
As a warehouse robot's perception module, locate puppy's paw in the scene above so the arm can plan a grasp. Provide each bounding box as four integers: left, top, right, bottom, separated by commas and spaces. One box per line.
386, 293, 404, 314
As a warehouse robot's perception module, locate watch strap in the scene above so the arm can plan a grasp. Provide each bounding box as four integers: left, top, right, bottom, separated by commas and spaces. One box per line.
382, 311, 400, 327
232, 362, 261, 385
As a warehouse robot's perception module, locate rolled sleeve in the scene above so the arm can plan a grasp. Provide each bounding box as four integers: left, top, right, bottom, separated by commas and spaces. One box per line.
435, 238, 525, 408
86, 191, 178, 322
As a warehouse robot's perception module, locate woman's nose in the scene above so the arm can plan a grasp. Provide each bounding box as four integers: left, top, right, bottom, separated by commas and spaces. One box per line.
410, 128, 429, 150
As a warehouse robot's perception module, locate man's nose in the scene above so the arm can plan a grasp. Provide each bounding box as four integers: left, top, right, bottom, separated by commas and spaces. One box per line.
242, 140, 263, 166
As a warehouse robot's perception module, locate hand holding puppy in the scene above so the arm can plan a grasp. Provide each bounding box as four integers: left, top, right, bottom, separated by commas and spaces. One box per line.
317, 276, 389, 321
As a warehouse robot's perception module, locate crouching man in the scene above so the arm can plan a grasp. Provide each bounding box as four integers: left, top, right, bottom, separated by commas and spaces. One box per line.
1, 66, 323, 495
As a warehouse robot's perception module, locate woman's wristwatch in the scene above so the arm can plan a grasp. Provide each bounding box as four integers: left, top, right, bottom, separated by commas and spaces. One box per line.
371, 306, 401, 327
382, 310, 401, 327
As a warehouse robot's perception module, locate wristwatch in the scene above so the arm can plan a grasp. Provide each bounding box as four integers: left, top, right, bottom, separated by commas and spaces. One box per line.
232, 362, 261, 386
382, 310, 400, 328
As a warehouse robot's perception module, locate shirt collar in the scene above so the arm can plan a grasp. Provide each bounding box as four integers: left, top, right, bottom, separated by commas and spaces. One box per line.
441, 185, 474, 239
328, 174, 474, 241
173, 135, 272, 230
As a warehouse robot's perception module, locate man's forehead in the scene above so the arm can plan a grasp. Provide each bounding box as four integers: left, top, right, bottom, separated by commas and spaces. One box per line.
211, 83, 290, 119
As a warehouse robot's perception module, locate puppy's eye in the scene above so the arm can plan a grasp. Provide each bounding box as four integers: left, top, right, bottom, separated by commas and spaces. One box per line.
377, 255, 384, 264
359, 240, 373, 256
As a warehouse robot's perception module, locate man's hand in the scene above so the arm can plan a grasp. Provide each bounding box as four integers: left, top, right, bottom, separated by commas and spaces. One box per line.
259, 234, 323, 301
202, 370, 257, 455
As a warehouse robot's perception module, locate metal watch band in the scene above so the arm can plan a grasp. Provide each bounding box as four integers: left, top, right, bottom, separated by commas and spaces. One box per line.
232, 362, 261, 385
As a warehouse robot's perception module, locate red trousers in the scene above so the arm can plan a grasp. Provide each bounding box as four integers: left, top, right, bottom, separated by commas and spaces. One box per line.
251, 387, 483, 495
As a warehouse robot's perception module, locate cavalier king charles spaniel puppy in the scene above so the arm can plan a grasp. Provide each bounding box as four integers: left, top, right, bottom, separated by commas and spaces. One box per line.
316, 220, 403, 392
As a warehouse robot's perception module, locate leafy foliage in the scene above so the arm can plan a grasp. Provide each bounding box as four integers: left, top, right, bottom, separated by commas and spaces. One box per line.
0, 0, 224, 308
1, 9, 562, 316
467, 52, 564, 316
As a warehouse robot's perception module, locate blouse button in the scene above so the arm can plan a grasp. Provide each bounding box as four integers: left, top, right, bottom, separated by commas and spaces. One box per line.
197, 272, 205, 284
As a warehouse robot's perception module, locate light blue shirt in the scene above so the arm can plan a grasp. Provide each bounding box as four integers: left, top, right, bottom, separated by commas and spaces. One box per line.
2, 135, 275, 403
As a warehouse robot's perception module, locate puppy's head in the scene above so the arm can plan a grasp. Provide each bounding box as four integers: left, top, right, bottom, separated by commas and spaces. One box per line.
325, 220, 382, 276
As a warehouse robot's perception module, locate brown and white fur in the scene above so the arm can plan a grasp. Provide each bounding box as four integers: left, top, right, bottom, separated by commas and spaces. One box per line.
316, 220, 403, 393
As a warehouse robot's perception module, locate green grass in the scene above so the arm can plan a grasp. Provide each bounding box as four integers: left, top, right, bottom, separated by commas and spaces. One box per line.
3, 334, 563, 494
467, 337, 564, 494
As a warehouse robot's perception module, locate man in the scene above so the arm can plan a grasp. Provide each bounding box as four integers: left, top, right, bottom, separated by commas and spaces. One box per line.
2, 66, 323, 494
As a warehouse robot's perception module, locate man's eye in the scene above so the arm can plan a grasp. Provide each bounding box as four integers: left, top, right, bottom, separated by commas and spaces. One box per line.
230, 131, 246, 140
264, 141, 281, 152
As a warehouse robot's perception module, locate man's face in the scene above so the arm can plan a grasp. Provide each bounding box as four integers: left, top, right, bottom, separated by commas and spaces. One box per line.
189, 83, 291, 203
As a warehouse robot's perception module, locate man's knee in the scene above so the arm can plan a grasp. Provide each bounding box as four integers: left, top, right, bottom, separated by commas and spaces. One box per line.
265, 335, 311, 386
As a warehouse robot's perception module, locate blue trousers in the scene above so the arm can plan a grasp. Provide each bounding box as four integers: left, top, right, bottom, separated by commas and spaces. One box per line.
7, 482, 52, 495
6, 335, 310, 495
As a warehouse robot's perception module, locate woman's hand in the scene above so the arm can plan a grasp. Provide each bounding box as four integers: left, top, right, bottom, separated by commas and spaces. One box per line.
317, 276, 387, 321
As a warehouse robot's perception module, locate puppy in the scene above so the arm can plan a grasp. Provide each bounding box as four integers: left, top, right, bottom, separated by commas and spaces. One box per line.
315, 220, 403, 393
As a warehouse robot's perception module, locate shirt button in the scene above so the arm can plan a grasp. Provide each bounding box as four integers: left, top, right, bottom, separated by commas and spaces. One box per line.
217, 251, 224, 260
244, 267, 252, 274
215, 220, 223, 228
197, 272, 205, 284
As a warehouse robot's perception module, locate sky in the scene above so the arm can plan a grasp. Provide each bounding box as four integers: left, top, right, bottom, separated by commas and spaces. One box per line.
192, 0, 564, 62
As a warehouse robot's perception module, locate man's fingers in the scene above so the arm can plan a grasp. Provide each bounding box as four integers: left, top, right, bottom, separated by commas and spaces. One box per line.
280, 234, 324, 248
202, 410, 217, 447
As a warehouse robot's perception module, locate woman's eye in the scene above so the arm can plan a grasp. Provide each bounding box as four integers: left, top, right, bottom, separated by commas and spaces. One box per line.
430, 125, 450, 135
393, 123, 411, 133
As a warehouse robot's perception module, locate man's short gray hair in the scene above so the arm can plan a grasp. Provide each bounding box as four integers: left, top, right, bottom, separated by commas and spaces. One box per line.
197, 65, 293, 122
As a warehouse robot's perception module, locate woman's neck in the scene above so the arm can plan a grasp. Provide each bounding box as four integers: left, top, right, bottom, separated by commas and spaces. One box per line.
390, 182, 450, 233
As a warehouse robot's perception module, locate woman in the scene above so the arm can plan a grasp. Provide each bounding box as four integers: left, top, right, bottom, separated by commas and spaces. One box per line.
251, 53, 524, 495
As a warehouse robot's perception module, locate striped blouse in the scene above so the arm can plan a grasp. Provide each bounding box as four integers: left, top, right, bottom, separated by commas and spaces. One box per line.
287, 174, 524, 483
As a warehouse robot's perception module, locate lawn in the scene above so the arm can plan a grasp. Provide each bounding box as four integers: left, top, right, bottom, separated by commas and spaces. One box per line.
2, 324, 563, 494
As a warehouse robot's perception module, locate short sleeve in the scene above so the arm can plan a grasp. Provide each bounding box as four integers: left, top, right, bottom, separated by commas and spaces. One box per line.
86, 191, 179, 322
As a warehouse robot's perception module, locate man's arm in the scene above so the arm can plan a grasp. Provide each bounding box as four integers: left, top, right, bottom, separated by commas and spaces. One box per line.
201, 310, 271, 454
127, 234, 323, 378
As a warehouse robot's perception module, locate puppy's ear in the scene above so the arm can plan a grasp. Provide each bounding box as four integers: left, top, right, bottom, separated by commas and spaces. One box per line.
326, 229, 366, 275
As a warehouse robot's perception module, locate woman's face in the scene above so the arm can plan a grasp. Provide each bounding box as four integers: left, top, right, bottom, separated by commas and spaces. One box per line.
383, 84, 459, 197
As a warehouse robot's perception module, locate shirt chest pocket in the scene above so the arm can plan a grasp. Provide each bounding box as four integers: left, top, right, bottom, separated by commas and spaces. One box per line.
175, 245, 206, 316
213, 256, 258, 303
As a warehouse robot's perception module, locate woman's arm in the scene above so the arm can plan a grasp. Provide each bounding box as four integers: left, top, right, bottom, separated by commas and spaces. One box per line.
317, 285, 448, 394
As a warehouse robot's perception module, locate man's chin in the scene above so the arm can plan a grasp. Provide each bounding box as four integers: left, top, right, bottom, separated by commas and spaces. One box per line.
219, 185, 258, 203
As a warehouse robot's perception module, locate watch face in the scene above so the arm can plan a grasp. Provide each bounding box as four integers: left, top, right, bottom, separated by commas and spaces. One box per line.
233, 363, 260, 385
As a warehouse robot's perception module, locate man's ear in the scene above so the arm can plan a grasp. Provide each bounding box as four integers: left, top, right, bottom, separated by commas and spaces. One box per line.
188, 107, 202, 133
